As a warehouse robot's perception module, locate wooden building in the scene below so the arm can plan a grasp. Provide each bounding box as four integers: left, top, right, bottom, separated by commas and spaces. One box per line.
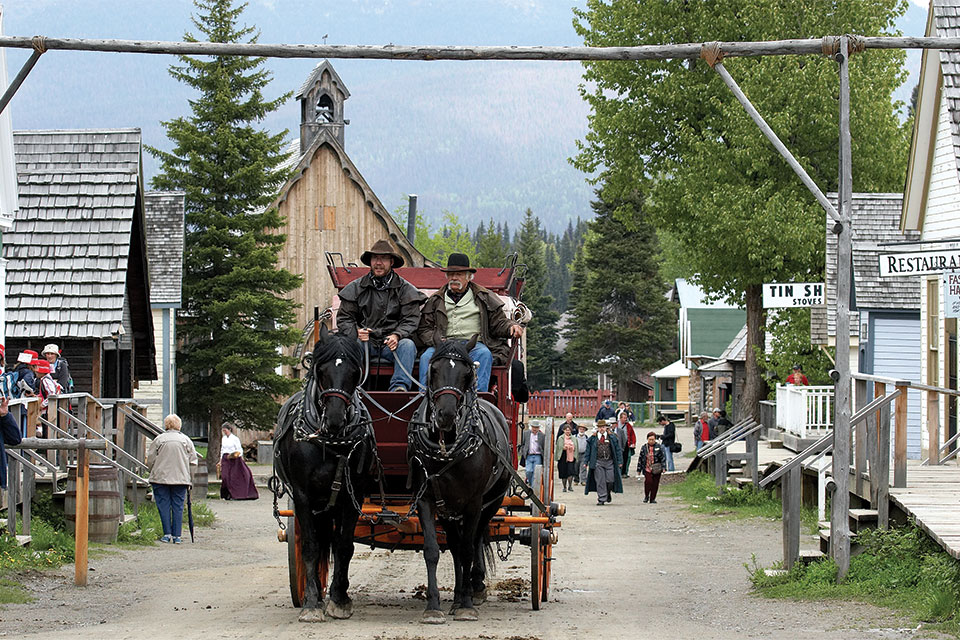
3, 129, 156, 396
138, 191, 184, 422
269, 61, 426, 371
900, 0, 960, 460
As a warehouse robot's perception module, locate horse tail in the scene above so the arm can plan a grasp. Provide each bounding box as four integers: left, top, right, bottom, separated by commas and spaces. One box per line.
479, 529, 496, 577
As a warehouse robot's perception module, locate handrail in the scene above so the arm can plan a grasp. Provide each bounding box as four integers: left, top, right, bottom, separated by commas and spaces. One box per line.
41, 417, 150, 485
23, 448, 58, 472
697, 418, 756, 457
699, 423, 763, 459
852, 373, 960, 398
9, 437, 107, 450
116, 404, 163, 437
57, 408, 149, 471
922, 431, 960, 465
5, 449, 47, 475
49, 392, 107, 409
808, 442, 835, 467
760, 389, 901, 488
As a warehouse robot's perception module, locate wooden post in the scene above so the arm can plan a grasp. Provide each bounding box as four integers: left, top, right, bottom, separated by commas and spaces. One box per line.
86, 400, 102, 436
866, 412, 879, 509
928, 391, 941, 465
5, 455, 18, 534
75, 440, 90, 587
715, 447, 727, 487
831, 35, 853, 581
22, 463, 34, 536
877, 403, 891, 528
782, 465, 801, 570
747, 428, 759, 487
854, 378, 867, 497
894, 384, 908, 488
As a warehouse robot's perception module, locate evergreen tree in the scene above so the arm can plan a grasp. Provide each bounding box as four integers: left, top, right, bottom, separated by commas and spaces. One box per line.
501, 221, 512, 255
476, 217, 507, 268
517, 209, 560, 389
565, 189, 676, 394
148, 0, 301, 466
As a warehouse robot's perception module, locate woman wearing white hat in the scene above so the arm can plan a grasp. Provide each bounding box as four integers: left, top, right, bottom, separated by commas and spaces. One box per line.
42, 344, 72, 394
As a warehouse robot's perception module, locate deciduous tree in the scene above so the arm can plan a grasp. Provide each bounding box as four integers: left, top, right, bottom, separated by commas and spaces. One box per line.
574, 0, 910, 418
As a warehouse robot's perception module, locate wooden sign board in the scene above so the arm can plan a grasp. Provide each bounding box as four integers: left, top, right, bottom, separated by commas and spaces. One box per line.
879, 249, 960, 277
762, 282, 825, 308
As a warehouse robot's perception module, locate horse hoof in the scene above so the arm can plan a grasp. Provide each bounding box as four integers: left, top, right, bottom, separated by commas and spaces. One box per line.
421, 609, 446, 625
326, 599, 353, 620
298, 607, 326, 623
473, 588, 488, 605
454, 607, 479, 622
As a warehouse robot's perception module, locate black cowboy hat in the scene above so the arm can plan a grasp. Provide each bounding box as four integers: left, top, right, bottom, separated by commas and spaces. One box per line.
360, 239, 405, 268
441, 252, 477, 273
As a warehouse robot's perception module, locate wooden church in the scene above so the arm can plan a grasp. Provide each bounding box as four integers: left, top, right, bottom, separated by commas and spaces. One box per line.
269, 60, 426, 372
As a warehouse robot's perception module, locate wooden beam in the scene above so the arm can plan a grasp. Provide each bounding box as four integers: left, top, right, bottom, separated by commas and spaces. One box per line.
855, 378, 867, 498
928, 391, 941, 465
3, 35, 960, 62
894, 384, 908, 488
74, 441, 89, 587
877, 403, 891, 528
782, 465, 801, 571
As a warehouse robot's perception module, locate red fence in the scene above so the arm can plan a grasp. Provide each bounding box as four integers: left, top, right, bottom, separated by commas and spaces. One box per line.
527, 389, 614, 418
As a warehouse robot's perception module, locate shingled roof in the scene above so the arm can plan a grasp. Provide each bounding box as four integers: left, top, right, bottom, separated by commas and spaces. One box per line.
811, 193, 921, 344
4, 129, 151, 342
144, 191, 184, 307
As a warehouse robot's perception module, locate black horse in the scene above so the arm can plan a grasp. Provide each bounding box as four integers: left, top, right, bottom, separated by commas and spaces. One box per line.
408, 336, 512, 624
274, 325, 373, 622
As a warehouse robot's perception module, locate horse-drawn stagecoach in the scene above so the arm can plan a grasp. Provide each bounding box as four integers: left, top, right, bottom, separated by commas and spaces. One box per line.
271, 253, 563, 621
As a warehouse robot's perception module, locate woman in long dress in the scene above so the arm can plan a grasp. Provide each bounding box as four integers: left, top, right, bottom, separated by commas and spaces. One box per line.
555, 424, 578, 492
218, 423, 258, 500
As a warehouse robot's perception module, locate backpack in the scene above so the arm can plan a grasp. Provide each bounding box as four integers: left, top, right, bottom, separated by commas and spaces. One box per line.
0, 370, 20, 399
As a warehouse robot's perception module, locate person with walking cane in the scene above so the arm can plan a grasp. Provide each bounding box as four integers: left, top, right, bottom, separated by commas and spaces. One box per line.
146, 414, 198, 544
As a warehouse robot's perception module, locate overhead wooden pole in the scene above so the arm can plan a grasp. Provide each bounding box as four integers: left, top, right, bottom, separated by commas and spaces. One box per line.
831, 35, 853, 582
1, 35, 960, 63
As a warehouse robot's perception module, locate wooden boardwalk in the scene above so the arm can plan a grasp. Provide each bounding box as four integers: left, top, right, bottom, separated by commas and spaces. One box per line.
889, 462, 960, 559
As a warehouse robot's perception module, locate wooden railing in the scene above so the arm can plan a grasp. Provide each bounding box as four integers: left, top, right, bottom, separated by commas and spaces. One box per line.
527, 389, 614, 417
696, 418, 763, 487
776, 384, 834, 438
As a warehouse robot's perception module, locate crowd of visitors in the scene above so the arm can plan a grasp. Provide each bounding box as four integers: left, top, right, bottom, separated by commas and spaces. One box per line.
0, 343, 74, 436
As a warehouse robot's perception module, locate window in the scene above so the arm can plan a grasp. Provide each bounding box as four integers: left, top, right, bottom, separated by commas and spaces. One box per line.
316, 94, 334, 123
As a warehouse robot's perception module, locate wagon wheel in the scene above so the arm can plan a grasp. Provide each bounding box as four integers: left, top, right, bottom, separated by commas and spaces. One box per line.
540, 453, 553, 603
530, 464, 544, 611
287, 503, 328, 608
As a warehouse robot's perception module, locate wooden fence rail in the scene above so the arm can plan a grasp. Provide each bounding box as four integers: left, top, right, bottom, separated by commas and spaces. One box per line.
527, 389, 614, 418
6, 438, 106, 586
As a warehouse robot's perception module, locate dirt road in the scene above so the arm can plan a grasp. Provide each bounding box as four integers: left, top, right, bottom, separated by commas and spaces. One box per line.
2, 468, 922, 640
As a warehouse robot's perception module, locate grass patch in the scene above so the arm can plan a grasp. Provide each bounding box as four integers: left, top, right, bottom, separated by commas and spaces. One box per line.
664, 471, 818, 531
0, 577, 32, 604
750, 524, 960, 634
117, 498, 216, 546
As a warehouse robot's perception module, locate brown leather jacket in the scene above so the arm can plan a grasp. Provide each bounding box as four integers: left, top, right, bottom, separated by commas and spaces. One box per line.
337, 271, 425, 342
416, 281, 519, 365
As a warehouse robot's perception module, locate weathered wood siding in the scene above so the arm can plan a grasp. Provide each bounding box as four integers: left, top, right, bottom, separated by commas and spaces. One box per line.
923, 91, 960, 240
275, 142, 424, 364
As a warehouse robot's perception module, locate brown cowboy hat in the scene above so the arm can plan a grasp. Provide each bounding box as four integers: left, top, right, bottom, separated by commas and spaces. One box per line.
441, 252, 476, 273
360, 239, 405, 269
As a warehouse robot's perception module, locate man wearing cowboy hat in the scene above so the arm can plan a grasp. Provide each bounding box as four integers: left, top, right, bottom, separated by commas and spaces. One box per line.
337, 239, 425, 391
416, 253, 523, 393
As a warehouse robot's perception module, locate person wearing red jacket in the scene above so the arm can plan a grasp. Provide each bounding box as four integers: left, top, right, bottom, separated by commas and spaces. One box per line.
786, 364, 810, 386
614, 411, 637, 478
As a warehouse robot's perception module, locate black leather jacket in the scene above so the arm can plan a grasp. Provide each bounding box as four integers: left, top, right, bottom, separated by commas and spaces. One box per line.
337, 271, 425, 342
637, 443, 667, 475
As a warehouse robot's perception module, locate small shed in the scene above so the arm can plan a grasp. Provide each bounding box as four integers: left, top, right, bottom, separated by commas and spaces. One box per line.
3, 128, 156, 396
651, 359, 690, 422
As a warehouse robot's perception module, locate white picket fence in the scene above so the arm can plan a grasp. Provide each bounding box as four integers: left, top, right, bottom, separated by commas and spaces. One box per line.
776, 384, 834, 438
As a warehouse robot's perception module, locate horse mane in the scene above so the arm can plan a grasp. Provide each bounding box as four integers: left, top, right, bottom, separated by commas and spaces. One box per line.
432, 339, 471, 362
312, 331, 364, 371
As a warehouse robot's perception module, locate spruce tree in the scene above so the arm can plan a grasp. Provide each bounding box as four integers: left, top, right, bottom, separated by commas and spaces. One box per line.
149, 0, 301, 465
565, 189, 675, 394
476, 217, 507, 268
517, 209, 560, 389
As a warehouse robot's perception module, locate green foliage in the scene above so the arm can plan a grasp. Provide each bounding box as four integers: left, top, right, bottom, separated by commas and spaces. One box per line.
564, 189, 676, 390
118, 499, 216, 546
0, 517, 75, 573
517, 210, 560, 389
148, 0, 302, 433
393, 206, 478, 266
475, 217, 507, 268
761, 308, 835, 392
750, 524, 960, 631
574, 0, 911, 414
666, 471, 817, 531
0, 577, 31, 604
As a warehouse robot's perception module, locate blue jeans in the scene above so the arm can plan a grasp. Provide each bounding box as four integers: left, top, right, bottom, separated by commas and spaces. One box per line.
153, 483, 188, 537
369, 338, 417, 391
418, 342, 493, 392
663, 443, 676, 471
524, 453, 543, 486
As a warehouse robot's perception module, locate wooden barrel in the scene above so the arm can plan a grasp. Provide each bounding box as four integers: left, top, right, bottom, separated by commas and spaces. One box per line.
192, 457, 209, 499
65, 464, 122, 543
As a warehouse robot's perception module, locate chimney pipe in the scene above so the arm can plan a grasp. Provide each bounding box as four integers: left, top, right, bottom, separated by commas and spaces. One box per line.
407, 194, 418, 245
